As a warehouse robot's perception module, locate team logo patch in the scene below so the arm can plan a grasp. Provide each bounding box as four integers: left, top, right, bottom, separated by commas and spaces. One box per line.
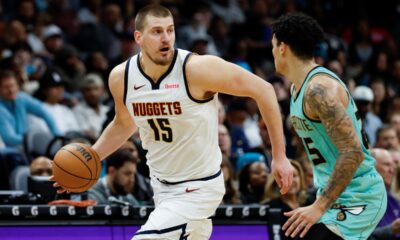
331, 204, 366, 221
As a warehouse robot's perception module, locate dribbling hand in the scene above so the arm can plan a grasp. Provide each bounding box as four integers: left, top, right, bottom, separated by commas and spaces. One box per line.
49, 175, 69, 194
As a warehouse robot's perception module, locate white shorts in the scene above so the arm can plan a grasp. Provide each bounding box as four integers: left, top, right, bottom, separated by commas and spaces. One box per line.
132, 171, 225, 240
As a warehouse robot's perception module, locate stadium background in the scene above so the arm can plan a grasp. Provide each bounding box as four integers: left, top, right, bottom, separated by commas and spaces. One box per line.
0, 0, 400, 239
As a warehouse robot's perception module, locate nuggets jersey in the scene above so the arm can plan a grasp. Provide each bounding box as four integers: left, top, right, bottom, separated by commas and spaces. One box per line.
290, 66, 386, 239
124, 49, 221, 182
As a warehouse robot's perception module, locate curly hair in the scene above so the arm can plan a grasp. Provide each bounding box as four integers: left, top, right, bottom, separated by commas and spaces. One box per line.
272, 12, 324, 60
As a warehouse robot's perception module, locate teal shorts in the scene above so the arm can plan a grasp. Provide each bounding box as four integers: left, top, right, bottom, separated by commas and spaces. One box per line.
318, 171, 387, 240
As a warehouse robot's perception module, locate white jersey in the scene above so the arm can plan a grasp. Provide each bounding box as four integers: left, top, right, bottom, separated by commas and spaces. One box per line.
124, 49, 221, 182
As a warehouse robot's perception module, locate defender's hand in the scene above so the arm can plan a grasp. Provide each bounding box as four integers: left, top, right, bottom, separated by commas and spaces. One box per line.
282, 203, 324, 238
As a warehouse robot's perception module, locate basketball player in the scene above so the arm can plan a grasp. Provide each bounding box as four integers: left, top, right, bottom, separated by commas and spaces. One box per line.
271, 13, 386, 239
52, 5, 293, 239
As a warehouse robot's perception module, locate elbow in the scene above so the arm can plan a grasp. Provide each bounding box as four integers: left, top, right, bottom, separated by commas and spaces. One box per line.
353, 149, 365, 164
255, 81, 275, 100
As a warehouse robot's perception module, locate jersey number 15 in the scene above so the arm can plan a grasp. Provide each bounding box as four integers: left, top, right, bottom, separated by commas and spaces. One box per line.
147, 118, 173, 143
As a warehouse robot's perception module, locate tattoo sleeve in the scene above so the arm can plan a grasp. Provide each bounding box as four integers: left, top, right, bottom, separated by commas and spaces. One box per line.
304, 82, 364, 210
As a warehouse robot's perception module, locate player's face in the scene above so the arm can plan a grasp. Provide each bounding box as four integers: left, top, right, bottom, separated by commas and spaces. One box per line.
271, 35, 284, 74
113, 162, 136, 195
136, 15, 175, 66
0, 77, 19, 101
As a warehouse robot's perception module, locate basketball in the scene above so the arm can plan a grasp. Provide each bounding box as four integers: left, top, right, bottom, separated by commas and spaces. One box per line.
52, 143, 101, 193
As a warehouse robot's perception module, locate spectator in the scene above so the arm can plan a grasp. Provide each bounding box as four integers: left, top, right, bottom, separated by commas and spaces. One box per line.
221, 155, 241, 204
226, 100, 250, 159
218, 123, 232, 160
53, 45, 86, 93
218, 99, 226, 124
390, 113, 400, 139
391, 150, 400, 200
237, 152, 268, 204
38, 70, 81, 135
40, 24, 64, 65
73, 73, 109, 140
208, 0, 245, 25
371, 78, 390, 120
30, 156, 52, 176
263, 160, 308, 240
352, 86, 382, 146
371, 148, 400, 240
88, 148, 139, 206
0, 70, 60, 147
375, 125, 400, 151
120, 139, 153, 205
244, 98, 262, 149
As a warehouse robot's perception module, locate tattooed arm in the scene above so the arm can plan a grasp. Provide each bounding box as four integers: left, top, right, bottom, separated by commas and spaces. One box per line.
282, 76, 365, 238
303, 76, 365, 211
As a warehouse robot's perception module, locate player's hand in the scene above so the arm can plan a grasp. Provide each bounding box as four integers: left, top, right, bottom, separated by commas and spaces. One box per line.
282, 203, 324, 238
49, 175, 69, 194
271, 157, 294, 194
391, 218, 400, 234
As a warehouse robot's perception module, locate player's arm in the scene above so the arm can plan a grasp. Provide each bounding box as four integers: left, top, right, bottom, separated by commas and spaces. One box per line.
304, 76, 365, 211
186, 54, 293, 193
91, 63, 137, 160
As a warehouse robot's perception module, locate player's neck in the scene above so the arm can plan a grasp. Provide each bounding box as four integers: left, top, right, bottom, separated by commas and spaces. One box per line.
139, 53, 171, 83
286, 59, 318, 93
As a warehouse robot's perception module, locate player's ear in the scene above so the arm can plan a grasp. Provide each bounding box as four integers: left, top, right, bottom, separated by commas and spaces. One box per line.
279, 42, 287, 56
134, 30, 142, 44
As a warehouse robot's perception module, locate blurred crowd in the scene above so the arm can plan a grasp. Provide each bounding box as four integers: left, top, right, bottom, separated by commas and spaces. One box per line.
1, 0, 400, 238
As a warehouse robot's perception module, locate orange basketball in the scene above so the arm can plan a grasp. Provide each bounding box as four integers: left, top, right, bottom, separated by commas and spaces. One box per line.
52, 143, 101, 193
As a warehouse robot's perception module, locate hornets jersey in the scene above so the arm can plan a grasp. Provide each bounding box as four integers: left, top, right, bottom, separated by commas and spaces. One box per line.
290, 66, 386, 239
124, 49, 221, 183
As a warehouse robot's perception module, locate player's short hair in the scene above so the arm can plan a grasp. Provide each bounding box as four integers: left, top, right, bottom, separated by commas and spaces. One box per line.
135, 4, 172, 32
106, 148, 138, 171
272, 12, 324, 60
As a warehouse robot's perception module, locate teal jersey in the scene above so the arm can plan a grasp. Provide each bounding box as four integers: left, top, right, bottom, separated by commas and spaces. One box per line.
290, 66, 386, 239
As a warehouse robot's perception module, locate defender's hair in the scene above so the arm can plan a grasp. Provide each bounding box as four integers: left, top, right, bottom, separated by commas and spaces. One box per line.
272, 12, 324, 60
135, 5, 172, 31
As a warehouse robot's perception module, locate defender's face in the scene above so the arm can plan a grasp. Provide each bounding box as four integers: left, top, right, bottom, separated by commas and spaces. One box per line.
136, 15, 175, 66
271, 35, 283, 74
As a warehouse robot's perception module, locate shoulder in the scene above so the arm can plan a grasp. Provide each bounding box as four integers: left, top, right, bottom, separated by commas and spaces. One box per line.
108, 61, 127, 86
304, 74, 347, 103
303, 74, 349, 119
107, 61, 129, 101
186, 54, 225, 70
185, 54, 233, 81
